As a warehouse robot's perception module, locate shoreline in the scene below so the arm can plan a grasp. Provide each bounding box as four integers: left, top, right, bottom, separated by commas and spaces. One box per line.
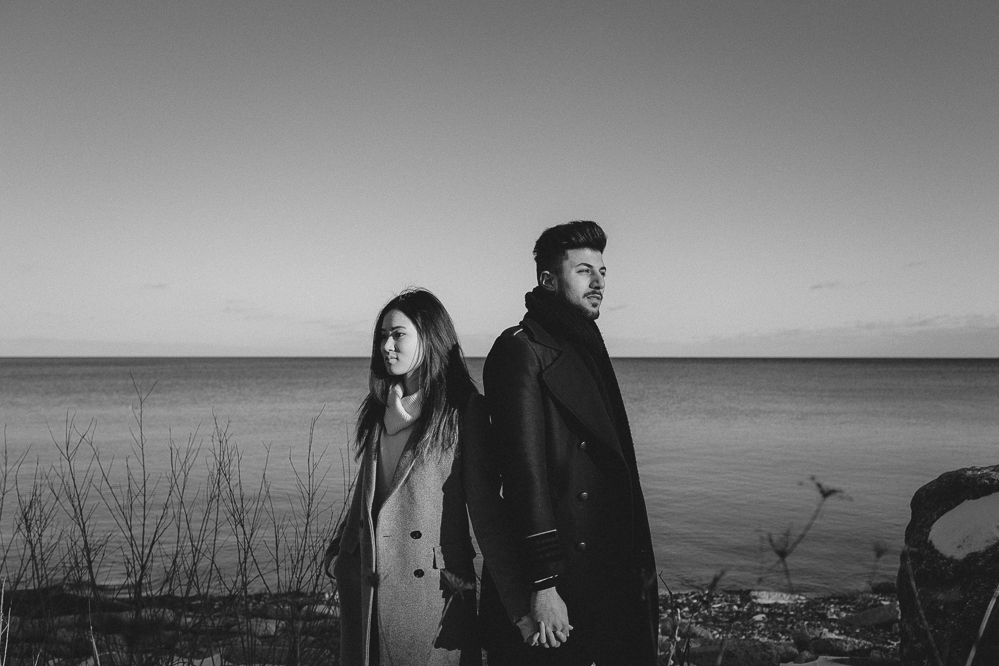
3, 582, 900, 666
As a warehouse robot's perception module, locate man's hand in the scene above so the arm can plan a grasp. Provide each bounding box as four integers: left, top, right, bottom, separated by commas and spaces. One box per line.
531, 587, 572, 647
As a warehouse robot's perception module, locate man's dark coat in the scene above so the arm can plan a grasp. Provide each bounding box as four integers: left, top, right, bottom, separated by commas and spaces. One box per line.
474, 315, 659, 666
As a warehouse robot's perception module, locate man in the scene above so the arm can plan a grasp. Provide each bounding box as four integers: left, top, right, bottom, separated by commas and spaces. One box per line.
473, 221, 658, 665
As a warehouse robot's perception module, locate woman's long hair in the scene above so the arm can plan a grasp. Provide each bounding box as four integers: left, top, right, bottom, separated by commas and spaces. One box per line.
354, 288, 477, 458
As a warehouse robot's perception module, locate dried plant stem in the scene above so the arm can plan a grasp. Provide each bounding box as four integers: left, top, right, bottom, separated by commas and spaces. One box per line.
0, 380, 350, 664
764, 477, 844, 593
714, 637, 728, 666
965, 578, 999, 666
1, 578, 10, 666
903, 549, 945, 666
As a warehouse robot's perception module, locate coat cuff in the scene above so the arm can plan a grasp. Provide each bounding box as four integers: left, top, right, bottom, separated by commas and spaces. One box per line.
522, 530, 565, 583
530, 575, 558, 591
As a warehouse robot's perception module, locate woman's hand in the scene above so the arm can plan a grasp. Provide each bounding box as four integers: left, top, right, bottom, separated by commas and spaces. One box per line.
321, 531, 343, 580
515, 614, 540, 645
321, 539, 340, 580
440, 568, 476, 597
530, 587, 572, 647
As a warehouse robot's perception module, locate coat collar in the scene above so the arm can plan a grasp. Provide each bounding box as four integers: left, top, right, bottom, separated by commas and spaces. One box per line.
363, 427, 420, 519
520, 318, 624, 462
386, 433, 419, 495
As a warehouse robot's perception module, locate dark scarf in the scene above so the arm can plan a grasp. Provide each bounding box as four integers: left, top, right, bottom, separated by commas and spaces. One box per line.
524, 287, 634, 452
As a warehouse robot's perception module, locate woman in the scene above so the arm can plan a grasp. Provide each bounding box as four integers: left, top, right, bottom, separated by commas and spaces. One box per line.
324, 288, 483, 666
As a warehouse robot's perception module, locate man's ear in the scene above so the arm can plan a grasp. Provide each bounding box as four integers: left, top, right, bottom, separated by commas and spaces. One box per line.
539, 271, 557, 292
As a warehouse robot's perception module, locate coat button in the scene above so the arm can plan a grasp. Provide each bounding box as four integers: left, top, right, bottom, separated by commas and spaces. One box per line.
414, 569, 425, 578
577, 491, 589, 501
574, 542, 587, 552
578, 440, 587, 451
410, 530, 422, 539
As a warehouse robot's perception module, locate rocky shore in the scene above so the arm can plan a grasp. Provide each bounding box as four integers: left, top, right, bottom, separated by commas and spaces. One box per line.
2, 582, 901, 666
661, 584, 901, 665
2, 584, 340, 666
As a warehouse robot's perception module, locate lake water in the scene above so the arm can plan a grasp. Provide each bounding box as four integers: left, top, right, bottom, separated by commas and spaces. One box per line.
1, 357, 997, 593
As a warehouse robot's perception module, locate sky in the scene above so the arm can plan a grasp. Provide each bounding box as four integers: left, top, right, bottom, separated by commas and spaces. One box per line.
2, 0, 997, 357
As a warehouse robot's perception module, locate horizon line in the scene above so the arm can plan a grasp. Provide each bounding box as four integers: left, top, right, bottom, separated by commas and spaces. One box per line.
3, 355, 997, 361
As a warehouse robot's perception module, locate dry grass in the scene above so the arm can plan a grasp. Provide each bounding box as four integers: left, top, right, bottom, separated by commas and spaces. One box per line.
0, 380, 345, 665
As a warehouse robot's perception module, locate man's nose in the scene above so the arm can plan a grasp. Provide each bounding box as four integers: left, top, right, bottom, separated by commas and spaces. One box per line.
591, 272, 605, 289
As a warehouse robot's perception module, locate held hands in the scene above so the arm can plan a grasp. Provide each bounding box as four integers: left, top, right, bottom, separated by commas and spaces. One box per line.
524, 587, 572, 648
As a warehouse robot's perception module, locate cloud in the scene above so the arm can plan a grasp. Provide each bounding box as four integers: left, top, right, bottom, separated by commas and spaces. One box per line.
901, 316, 948, 329
660, 313, 999, 357
849, 314, 998, 332
0, 337, 277, 356
902, 261, 928, 270
305, 318, 372, 337
221, 300, 277, 321
142, 283, 168, 290
809, 281, 843, 291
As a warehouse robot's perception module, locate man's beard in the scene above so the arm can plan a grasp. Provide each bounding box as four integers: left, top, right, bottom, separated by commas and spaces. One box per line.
563, 293, 600, 321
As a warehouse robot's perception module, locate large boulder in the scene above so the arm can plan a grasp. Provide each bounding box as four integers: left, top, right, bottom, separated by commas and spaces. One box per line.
897, 466, 999, 665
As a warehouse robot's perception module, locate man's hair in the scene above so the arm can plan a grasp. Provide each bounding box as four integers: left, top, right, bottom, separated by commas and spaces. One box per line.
533, 220, 607, 279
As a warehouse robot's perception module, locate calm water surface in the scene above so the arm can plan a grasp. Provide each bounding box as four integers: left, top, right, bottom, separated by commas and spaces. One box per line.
2, 357, 997, 593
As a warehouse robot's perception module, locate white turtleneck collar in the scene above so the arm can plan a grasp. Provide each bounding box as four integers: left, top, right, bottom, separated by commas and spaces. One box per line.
383, 382, 423, 435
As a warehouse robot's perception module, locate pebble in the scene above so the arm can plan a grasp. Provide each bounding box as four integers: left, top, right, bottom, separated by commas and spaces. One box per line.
843, 602, 900, 627
751, 590, 806, 605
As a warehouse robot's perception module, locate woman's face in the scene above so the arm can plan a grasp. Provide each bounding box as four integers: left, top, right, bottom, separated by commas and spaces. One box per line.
379, 309, 422, 379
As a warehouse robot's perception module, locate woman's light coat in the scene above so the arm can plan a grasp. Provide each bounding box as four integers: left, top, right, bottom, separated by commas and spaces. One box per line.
331, 397, 483, 666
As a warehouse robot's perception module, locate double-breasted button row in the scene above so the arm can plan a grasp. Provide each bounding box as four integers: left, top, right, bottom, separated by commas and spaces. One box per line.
410, 530, 422, 539
414, 569, 425, 578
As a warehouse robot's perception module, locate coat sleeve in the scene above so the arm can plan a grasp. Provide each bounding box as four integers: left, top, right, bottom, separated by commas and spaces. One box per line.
483, 332, 566, 588
462, 392, 532, 622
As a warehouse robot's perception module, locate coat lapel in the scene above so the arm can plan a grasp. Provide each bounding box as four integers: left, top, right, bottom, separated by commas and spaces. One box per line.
358, 443, 379, 666
362, 441, 378, 537
527, 320, 625, 461
384, 432, 420, 500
